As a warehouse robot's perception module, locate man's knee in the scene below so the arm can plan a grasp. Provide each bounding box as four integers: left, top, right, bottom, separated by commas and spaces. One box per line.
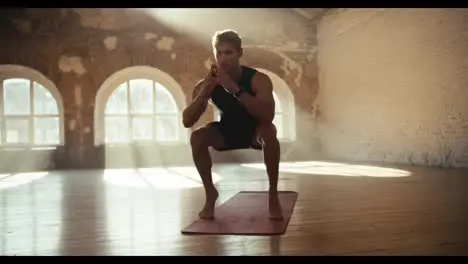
257, 123, 278, 145
190, 127, 210, 148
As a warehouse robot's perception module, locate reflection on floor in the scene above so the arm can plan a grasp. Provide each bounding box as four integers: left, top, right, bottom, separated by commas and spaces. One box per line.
241, 161, 412, 177
1, 160, 468, 256
102, 167, 222, 189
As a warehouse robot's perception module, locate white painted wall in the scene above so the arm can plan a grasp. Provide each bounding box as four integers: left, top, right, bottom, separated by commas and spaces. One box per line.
317, 8, 468, 167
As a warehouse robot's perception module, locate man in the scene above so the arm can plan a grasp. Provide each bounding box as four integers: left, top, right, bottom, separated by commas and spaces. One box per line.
182, 29, 283, 220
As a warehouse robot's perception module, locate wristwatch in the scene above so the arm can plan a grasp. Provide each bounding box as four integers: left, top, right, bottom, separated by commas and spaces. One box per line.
233, 89, 246, 98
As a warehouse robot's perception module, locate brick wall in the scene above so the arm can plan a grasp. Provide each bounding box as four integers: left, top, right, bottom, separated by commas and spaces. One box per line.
317, 8, 468, 168
0, 8, 321, 171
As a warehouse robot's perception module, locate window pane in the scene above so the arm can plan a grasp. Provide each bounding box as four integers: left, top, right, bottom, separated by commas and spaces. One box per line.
155, 116, 179, 142
105, 82, 128, 115
5, 119, 29, 144
34, 117, 60, 145
132, 117, 153, 140
155, 83, 178, 114
273, 113, 283, 139
33, 82, 58, 115
129, 79, 153, 114
3, 78, 31, 115
105, 117, 128, 143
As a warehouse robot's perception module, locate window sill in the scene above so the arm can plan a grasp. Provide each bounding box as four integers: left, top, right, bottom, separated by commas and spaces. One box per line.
95, 141, 189, 149
0, 145, 61, 151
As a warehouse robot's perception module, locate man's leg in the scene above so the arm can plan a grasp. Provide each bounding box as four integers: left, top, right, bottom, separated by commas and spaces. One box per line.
255, 123, 283, 220
190, 123, 227, 219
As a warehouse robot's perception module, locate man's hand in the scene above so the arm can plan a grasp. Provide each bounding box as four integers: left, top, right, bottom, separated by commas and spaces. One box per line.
181, 64, 219, 128
198, 64, 218, 99
215, 69, 240, 94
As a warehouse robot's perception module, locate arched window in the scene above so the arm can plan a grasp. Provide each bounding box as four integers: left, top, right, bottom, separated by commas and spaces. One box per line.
94, 66, 187, 145
213, 68, 296, 142
0, 65, 64, 148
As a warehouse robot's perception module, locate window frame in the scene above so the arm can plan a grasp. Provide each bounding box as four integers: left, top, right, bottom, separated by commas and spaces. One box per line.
94, 66, 188, 146
0, 65, 64, 150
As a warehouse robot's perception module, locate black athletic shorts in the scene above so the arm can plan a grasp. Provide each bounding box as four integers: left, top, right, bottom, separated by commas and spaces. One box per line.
209, 121, 262, 151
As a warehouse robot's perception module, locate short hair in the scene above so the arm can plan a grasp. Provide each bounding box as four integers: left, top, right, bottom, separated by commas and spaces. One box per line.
212, 29, 242, 51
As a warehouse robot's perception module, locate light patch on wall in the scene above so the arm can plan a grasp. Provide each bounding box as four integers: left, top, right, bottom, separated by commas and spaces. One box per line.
12, 19, 31, 34
171, 52, 177, 60
145, 32, 158, 40
103, 36, 118, 50
317, 8, 468, 168
156, 36, 175, 51
69, 120, 77, 131
306, 46, 318, 62
74, 85, 82, 106
58, 56, 87, 76
84, 127, 91, 134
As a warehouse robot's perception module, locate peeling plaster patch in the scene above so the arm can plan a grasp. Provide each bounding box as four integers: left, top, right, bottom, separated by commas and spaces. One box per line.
69, 120, 77, 131
84, 127, 91, 134
156, 36, 175, 51
311, 102, 322, 119
276, 52, 303, 87
204, 58, 214, 70
171, 52, 177, 60
270, 51, 303, 87
243, 45, 304, 87
73, 9, 136, 30
74, 86, 82, 106
306, 46, 318, 62
145, 32, 158, 40
12, 19, 31, 34
285, 42, 301, 49
58, 56, 87, 76
103, 36, 118, 50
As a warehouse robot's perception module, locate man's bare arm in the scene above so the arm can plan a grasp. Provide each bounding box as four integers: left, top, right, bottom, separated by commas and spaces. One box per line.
182, 80, 212, 128
236, 72, 275, 124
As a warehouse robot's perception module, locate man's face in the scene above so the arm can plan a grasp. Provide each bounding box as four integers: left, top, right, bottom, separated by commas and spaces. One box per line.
214, 42, 242, 72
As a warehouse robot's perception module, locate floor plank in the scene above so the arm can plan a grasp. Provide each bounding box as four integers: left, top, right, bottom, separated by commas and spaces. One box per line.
1, 160, 468, 255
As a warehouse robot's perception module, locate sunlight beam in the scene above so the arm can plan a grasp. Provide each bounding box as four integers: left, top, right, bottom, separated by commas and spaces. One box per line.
0, 172, 50, 189
102, 167, 222, 189
241, 161, 411, 177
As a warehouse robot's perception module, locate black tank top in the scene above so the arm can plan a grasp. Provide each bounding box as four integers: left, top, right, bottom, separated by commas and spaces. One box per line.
210, 65, 258, 127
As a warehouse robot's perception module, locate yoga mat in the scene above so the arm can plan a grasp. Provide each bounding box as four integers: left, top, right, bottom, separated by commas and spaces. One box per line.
181, 191, 298, 236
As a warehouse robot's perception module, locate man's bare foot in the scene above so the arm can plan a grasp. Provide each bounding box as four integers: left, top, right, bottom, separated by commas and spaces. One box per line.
199, 188, 219, 219
269, 191, 283, 220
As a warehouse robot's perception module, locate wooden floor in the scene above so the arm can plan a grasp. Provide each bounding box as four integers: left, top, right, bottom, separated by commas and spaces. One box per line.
1, 160, 468, 256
